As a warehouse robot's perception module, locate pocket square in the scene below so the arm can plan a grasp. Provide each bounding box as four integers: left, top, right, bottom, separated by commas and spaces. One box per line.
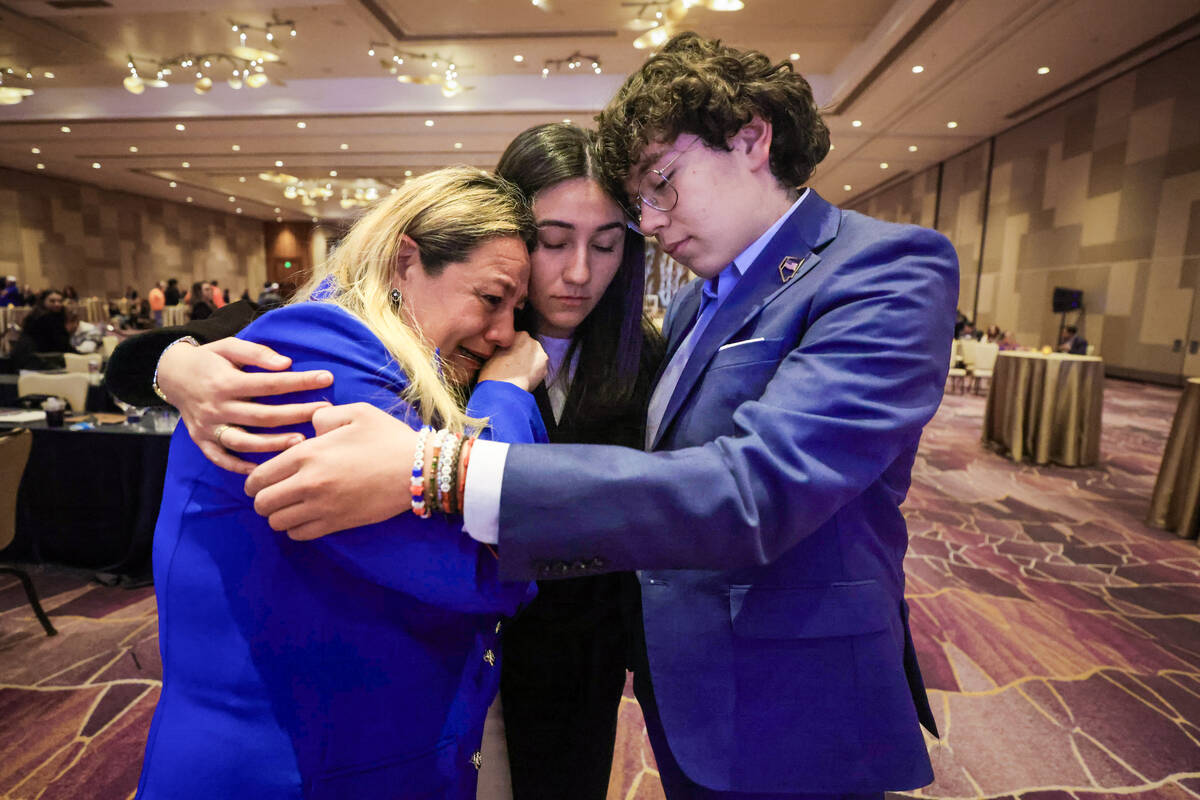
717, 337, 765, 352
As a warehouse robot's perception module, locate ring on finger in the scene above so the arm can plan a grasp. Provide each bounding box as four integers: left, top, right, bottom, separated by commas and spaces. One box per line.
214, 423, 234, 447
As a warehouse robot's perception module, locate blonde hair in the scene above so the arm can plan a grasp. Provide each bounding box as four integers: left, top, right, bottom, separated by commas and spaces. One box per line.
293, 166, 535, 433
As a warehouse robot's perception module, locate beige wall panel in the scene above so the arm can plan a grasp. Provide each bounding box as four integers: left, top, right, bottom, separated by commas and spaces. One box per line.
976, 271, 997, 316
1126, 98, 1174, 164
1096, 73, 1136, 132
19, 229, 44, 286
1138, 257, 1193, 346
1152, 170, 1200, 259
1106, 260, 1139, 316
1081, 191, 1121, 246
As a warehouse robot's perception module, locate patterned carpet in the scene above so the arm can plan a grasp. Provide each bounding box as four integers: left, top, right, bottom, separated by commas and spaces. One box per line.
1, 378, 1198, 799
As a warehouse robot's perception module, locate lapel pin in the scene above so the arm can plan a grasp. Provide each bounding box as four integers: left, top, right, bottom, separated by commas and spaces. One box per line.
778, 255, 806, 283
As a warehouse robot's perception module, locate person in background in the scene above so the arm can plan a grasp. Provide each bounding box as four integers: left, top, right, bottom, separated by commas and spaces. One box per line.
1058, 325, 1088, 355
256, 281, 284, 310
188, 281, 214, 321
148, 281, 166, 325
0, 277, 19, 307
983, 324, 1003, 343
210, 279, 226, 308
165, 278, 181, 306
62, 285, 79, 301
11, 289, 76, 369
125, 285, 139, 302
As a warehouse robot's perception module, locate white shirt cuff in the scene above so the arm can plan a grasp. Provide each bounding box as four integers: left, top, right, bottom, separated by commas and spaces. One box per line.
462, 439, 509, 545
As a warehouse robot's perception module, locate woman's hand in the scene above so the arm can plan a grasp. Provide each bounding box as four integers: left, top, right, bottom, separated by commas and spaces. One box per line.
476, 332, 549, 392
157, 337, 334, 474
244, 403, 417, 540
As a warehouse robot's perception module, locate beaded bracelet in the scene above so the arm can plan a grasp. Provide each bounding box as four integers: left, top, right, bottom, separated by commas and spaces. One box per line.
456, 436, 475, 513
410, 426, 433, 518
152, 335, 200, 403
426, 429, 447, 514
438, 432, 463, 515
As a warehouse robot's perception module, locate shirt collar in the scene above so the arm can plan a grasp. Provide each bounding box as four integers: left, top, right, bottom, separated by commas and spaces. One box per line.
704, 188, 810, 305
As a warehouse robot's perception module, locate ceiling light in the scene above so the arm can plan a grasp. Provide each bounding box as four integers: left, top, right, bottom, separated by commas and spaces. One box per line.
182, 161, 190, 167
60, 126, 71, 133
843, 184, 852, 191
880, 162, 889, 169
92, 162, 101, 169
829, 144, 835, 151
404, 169, 412, 176
276, 217, 282, 222
296, 121, 307, 129
236, 208, 242, 214
43, 72, 54, 79
31, 147, 40, 154
232, 144, 241, 151
169, 181, 177, 187
368, 47, 375, 56
312, 217, 319, 223
790, 53, 799, 61
563, 118, 571, 124
705, 0, 744, 9
946, 121, 958, 128
239, 176, 246, 182
186, 196, 193, 202
424, 119, 434, 127
275, 160, 284, 167
1037, 66, 1050, 75
454, 142, 462, 149
274, 207, 281, 213
175, 123, 186, 131
245, 72, 269, 88
634, 25, 674, 49
0, 87, 34, 104
194, 76, 213, 94
123, 74, 145, 94
36, 163, 44, 170
513, 55, 524, 63
908, 145, 918, 152
329, 170, 338, 176
911, 65, 924, 74
228, 196, 236, 202
851, 120, 862, 127
129, 145, 138, 152
339, 143, 349, 150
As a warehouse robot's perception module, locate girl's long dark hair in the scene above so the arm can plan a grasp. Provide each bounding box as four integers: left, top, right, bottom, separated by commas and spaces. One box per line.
496, 123, 660, 433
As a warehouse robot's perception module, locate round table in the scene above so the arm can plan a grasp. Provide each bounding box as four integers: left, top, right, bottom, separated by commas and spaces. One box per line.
1147, 377, 1200, 544
981, 351, 1104, 466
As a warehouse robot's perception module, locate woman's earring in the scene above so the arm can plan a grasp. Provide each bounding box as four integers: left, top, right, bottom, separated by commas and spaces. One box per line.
389, 288, 401, 307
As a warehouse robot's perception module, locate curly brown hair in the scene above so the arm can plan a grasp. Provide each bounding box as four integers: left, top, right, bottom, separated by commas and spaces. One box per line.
595, 31, 830, 201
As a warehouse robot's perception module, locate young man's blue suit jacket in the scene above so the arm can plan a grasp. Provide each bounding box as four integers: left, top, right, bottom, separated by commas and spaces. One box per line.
495, 192, 958, 794
137, 303, 545, 800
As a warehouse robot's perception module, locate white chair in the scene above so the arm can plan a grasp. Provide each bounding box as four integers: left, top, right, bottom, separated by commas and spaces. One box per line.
102, 335, 120, 359
1086, 344, 1097, 356
0, 429, 56, 636
971, 342, 1000, 395
18, 372, 90, 413
946, 340, 967, 394
63, 352, 102, 374
959, 338, 978, 370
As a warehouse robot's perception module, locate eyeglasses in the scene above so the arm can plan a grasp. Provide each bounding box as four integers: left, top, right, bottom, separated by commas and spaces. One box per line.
634, 148, 685, 220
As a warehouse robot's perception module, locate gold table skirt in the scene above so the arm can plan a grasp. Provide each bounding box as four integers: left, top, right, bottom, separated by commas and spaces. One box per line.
1147, 378, 1200, 543
982, 352, 1104, 466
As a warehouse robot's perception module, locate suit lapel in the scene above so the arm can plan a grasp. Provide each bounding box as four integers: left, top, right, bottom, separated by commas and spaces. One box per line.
650, 192, 842, 450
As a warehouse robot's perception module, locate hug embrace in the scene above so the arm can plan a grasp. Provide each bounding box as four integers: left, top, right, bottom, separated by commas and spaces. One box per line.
112, 30, 958, 800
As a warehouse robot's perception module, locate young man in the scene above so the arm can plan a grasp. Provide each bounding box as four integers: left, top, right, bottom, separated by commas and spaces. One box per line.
238, 33, 958, 798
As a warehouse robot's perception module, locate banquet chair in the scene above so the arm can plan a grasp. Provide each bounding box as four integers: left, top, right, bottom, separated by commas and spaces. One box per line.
946, 340, 967, 394
971, 342, 1000, 395
18, 372, 90, 413
101, 335, 120, 359
0, 428, 57, 636
63, 352, 102, 374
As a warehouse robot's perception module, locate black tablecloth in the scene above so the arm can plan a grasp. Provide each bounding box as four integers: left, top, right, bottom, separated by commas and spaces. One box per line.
0, 421, 171, 579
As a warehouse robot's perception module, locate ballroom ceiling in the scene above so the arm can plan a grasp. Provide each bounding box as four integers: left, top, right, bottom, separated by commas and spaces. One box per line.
0, 0, 1197, 223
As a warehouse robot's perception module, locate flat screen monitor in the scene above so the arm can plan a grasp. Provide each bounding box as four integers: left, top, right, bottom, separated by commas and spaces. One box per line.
1052, 287, 1083, 313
